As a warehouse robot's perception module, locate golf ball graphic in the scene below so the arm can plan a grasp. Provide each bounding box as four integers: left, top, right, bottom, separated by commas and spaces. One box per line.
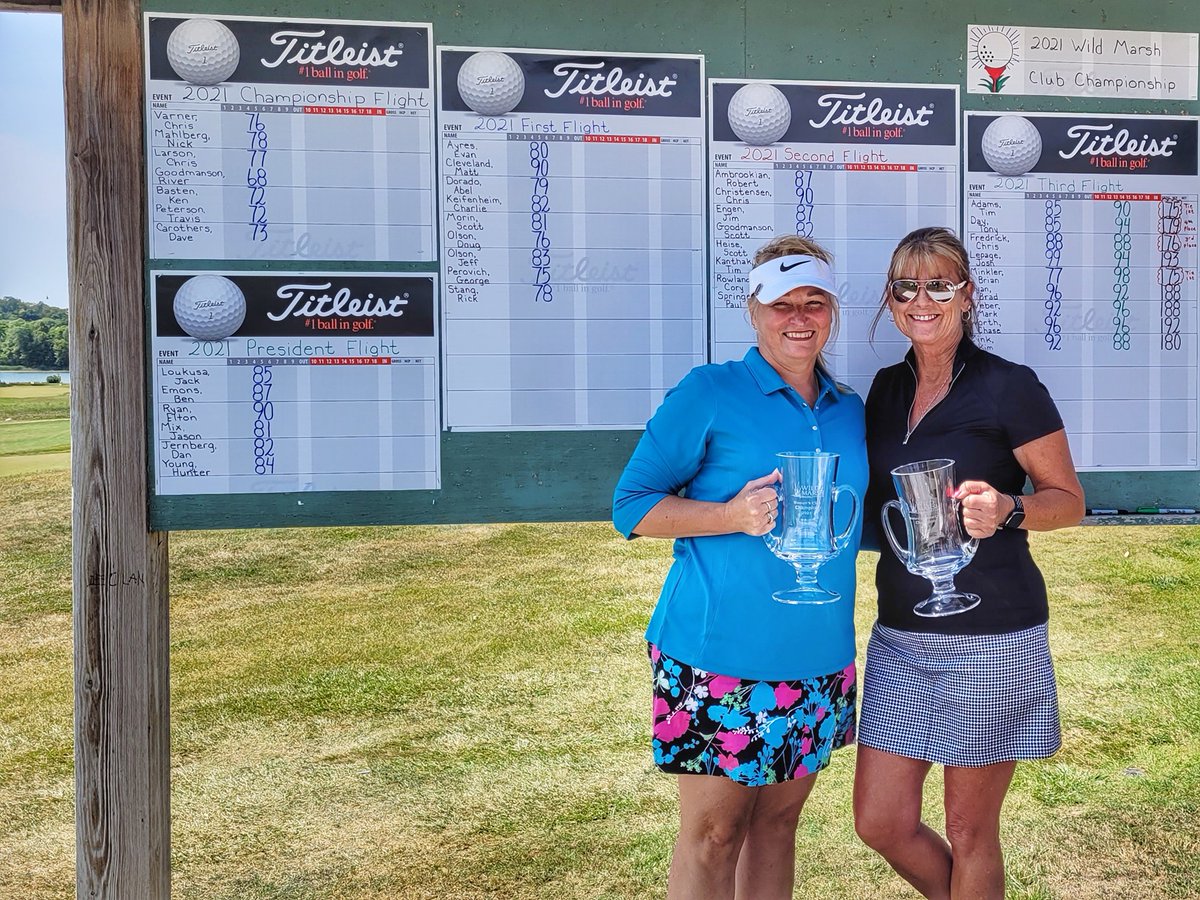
173, 275, 246, 341
727, 82, 792, 146
981, 115, 1043, 177
975, 31, 1016, 70
457, 51, 525, 116
166, 18, 240, 86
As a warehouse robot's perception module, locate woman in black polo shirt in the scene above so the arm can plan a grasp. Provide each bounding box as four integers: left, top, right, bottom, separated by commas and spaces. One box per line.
854, 227, 1085, 899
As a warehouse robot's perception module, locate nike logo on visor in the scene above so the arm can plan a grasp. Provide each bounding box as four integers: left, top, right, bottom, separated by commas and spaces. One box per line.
779, 260, 811, 272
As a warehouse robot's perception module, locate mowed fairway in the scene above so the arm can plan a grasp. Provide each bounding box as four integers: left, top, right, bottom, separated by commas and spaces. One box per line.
0, 383, 70, 417
0, 467, 1197, 898
0, 385, 70, 477
0, 420, 70, 457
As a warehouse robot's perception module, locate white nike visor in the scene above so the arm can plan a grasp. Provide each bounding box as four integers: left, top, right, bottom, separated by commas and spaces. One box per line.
748, 254, 839, 302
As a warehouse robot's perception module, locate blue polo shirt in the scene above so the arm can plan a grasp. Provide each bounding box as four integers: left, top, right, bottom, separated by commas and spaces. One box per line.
613, 348, 867, 681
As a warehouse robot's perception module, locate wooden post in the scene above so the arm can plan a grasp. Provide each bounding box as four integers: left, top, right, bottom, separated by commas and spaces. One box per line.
61, 0, 171, 897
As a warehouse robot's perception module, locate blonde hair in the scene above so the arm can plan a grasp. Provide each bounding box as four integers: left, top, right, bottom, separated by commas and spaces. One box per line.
748, 235, 843, 383
869, 227, 976, 343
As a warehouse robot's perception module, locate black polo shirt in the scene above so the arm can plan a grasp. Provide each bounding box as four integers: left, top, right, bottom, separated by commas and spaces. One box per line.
864, 338, 1065, 635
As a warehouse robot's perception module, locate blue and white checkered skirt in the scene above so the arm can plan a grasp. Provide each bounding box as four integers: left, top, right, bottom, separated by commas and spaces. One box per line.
858, 621, 1061, 767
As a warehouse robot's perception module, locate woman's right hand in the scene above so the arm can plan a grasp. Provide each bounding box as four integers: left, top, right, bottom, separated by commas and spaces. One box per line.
724, 470, 782, 536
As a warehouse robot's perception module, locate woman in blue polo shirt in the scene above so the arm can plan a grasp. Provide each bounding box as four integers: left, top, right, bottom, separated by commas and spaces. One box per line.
613, 235, 867, 899
854, 227, 1085, 899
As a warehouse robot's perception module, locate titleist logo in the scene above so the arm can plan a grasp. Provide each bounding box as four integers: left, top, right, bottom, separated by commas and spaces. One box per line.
261, 30, 404, 69
808, 92, 934, 129
1059, 124, 1177, 159
266, 283, 409, 320
543, 61, 676, 99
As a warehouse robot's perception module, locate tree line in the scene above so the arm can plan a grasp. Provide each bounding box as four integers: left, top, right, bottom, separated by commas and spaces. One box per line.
0, 297, 69, 370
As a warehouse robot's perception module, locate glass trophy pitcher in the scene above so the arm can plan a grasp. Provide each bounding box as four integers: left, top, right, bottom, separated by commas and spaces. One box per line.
881, 458, 980, 617
764, 451, 859, 605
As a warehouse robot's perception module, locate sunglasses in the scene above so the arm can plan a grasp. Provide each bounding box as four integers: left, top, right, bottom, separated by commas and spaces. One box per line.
889, 279, 968, 303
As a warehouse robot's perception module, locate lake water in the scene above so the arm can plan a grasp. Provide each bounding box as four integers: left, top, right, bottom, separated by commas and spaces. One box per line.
0, 371, 70, 384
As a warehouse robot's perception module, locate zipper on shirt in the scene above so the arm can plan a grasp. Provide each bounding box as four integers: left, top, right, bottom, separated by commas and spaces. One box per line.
902, 358, 966, 445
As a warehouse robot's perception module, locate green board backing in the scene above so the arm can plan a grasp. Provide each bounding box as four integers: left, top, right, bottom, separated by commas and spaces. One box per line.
145, 0, 1200, 530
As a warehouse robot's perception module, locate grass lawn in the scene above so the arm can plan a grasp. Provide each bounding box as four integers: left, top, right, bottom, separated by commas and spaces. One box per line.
0, 470, 1197, 899
0, 384, 70, 421
0, 419, 70, 456
0, 385, 70, 464
0, 452, 70, 477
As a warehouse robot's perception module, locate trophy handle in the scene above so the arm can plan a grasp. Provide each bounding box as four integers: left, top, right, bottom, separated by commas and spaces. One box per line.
881, 499, 914, 567
762, 484, 784, 555
831, 484, 860, 552
953, 497, 980, 561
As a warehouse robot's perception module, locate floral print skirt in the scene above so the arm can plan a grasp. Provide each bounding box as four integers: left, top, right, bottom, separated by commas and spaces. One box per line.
648, 643, 857, 787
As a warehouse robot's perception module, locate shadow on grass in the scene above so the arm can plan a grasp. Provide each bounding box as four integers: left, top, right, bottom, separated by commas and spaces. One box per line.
2, 474, 1198, 899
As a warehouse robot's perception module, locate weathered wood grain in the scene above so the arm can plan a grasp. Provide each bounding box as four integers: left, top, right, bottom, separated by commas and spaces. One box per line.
66, 0, 170, 897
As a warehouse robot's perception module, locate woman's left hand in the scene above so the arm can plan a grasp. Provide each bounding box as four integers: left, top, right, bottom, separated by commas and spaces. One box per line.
954, 480, 1011, 539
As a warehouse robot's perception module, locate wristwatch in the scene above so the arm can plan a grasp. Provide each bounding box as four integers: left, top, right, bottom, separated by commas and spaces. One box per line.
1001, 494, 1025, 530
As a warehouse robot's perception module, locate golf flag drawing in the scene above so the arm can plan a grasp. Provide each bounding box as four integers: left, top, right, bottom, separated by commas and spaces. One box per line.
968, 26, 1021, 93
